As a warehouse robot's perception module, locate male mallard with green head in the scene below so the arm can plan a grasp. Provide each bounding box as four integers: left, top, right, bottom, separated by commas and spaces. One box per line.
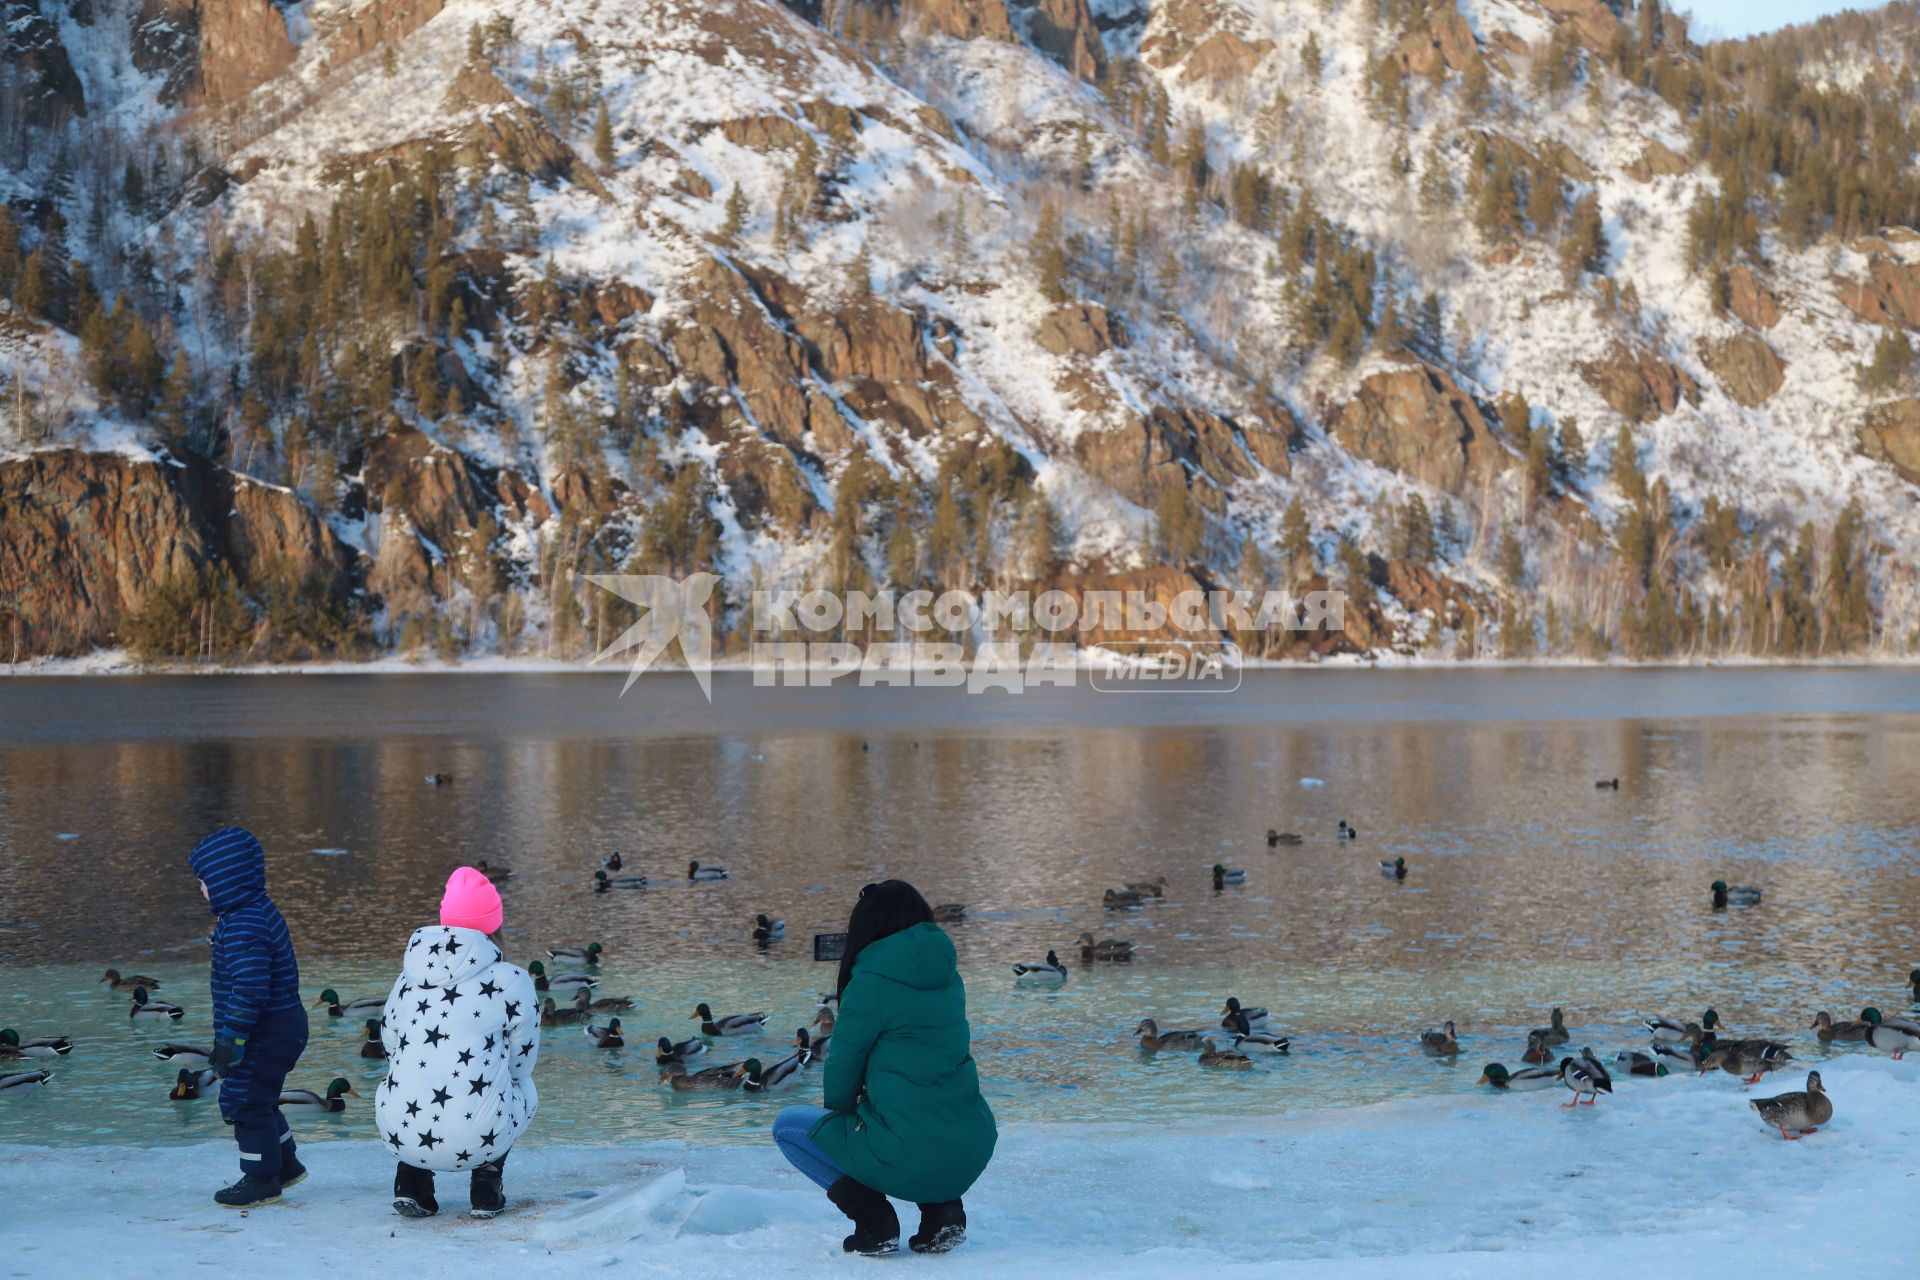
1861, 1007, 1920, 1059
278, 1078, 358, 1113
693, 1003, 767, 1036
1710, 880, 1762, 909
1479, 1062, 1558, 1091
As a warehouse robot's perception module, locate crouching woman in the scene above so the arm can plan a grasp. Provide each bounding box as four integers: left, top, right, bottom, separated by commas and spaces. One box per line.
772, 880, 996, 1256
374, 867, 539, 1218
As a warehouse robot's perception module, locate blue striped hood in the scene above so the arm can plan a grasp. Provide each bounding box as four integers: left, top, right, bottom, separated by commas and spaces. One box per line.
190, 827, 268, 915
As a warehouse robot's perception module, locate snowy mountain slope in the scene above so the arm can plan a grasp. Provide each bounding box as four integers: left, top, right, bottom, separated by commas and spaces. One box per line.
2, 0, 1918, 659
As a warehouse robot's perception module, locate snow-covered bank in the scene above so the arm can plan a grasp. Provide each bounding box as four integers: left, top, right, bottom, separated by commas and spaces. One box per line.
3, 1054, 1905, 1275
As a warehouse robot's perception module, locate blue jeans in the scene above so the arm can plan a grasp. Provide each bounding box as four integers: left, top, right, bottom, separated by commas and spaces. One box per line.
773, 1105, 845, 1191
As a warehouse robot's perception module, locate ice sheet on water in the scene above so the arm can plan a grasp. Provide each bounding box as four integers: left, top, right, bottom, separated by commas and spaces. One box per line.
1299, 778, 1325, 788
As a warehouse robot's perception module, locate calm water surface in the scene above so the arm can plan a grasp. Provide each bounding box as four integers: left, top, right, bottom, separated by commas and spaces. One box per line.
1, 668, 1917, 1147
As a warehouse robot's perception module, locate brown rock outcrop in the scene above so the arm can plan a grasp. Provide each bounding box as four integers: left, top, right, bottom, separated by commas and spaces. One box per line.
1394, 3, 1480, 78
1035, 302, 1125, 358
1533, 0, 1620, 48
1836, 255, 1920, 329
1138, 0, 1274, 83
1578, 344, 1700, 422
435, 65, 613, 200
198, 0, 296, 104
3, 0, 87, 123
1329, 363, 1508, 493
1701, 333, 1784, 407
1015, 0, 1107, 82
1624, 140, 1688, 182
1727, 264, 1780, 330
1858, 399, 1920, 485
912, 0, 1017, 42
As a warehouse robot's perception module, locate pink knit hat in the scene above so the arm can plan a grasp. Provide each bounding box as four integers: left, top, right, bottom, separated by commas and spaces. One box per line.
441, 866, 503, 934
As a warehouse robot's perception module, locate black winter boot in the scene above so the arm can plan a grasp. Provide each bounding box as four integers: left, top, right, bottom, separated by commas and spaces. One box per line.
910, 1200, 967, 1254
278, 1137, 307, 1189
826, 1176, 899, 1256
214, 1175, 282, 1208
392, 1161, 439, 1218
469, 1155, 507, 1218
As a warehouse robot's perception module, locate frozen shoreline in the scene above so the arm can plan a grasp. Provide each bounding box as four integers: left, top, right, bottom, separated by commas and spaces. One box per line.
5, 647, 1919, 678
2, 1053, 1905, 1274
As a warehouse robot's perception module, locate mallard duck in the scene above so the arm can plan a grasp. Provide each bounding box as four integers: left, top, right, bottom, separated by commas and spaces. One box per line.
572, 986, 633, 1014
1750, 1070, 1832, 1139
0, 1030, 70, 1058
1420, 1021, 1460, 1056
1908, 968, 1920, 1002
1644, 1015, 1690, 1043
312, 989, 384, 1017
1595, 777, 1619, 790
129, 988, 183, 1022
1533, 1007, 1571, 1045
931, 904, 967, 922
1379, 857, 1407, 880
1104, 888, 1146, 908
279, 1079, 358, 1113
688, 861, 729, 882
1125, 876, 1168, 898
1219, 998, 1268, 1030
795, 1026, 829, 1063
1076, 932, 1133, 961
1267, 829, 1303, 846
1701, 1040, 1792, 1084
169, 1066, 217, 1099
601, 852, 623, 871
1337, 820, 1357, 840
472, 859, 512, 883
1198, 1042, 1254, 1069
1135, 1019, 1210, 1052
1811, 1011, 1866, 1042
693, 1003, 767, 1036
739, 1052, 810, 1092
1211, 865, 1246, 889
1226, 1012, 1289, 1052
1521, 1030, 1554, 1065
152, 1043, 212, 1066
1558, 1055, 1611, 1106
1710, 880, 1761, 908
585, 1018, 625, 1048
528, 962, 599, 995
547, 943, 604, 964
752, 914, 786, 942
100, 969, 161, 991
813, 1006, 836, 1034
1578, 1046, 1614, 1092
1650, 1036, 1707, 1071
1861, 1007, 1920, 1059
1478, 1062, 1559, 1091
1614, 1050, 1671, 1077
595, 871, 654, 891
1012, 951, 1068, 982
424, 773, 451, 786
359, 1018, 387, 1060
816, 992, 839, 1017
0, 1070, 51, 1092
661, 1060, 745, 1091
540, 997, 590, 1027
656, 1036, 708, 1067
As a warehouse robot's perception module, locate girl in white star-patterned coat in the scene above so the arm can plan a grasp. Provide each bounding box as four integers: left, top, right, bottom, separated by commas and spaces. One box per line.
374, 867, 540, 1218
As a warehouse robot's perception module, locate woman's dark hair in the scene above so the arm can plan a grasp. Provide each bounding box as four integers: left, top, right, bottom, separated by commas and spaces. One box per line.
837, 879, 934, 996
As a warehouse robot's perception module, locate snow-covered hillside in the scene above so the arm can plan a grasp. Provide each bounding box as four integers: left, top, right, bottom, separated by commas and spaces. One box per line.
2, 0, 1918, 660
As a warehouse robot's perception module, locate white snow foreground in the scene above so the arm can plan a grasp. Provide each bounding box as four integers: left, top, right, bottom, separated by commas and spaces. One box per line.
2, 1055, 1905, 1275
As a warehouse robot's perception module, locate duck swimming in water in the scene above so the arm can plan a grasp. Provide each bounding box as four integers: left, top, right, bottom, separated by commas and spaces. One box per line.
1420, 1021, 1460, 1056
1811, 1011, 1866, 1042
170, 1066, 217, 1099
1012, 951, 1068, 982
1379, 857, 1407, 880
0, 1030, 70, 1058
129, 988, 184, 1022
1134, 1019, 1210, 1052
1077, 933, 1133, 961
656, 1036, 708, 1067
279, 1079, 358, 1113
359, 1018, 387, 1060
688, 862, 729, 882
585, 1018, 625, 1049
1211, 865, 1246, 889
1533, 1007, 1571, 1045
692, 1003, 767, 1036
1521, 1030, 1554, 1065
1711, 880, 1762, 908
100, 969, 161, 991
1267, 829, 1304, 847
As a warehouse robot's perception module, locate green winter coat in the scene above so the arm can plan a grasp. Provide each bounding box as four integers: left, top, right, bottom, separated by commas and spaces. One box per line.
809, 922, 997, 1203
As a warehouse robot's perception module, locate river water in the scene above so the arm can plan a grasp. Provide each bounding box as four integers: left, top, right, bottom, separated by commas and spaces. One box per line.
1, 667, 1917, 1147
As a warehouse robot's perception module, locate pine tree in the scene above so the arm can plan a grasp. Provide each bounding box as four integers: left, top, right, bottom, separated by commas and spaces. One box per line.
1033, 202, 1069, 304
1301, 32, 1323, 80
1611, 424, 1647, 504
887, 487, 920, 589
1859, 328, 1915, 392
1401, 494, 1434, 565
1155, 483, 1202, 563
1280, 496, 1313, 579
850, 238, 873, 299
1561, 191, 1608, 278
1557, 417, 1587, 482
593, 100, 616, 172
721, 184, 749, 238
1498, 524, 1526, 585
15, 251, 50, 318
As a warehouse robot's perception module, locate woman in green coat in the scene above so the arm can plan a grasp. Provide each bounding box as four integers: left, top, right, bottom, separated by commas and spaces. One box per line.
772, 880, 996, 1256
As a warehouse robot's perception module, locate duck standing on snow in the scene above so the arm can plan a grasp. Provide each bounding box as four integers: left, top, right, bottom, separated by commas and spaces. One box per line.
1558, 1054, 1612, 1105
100, 969, 162, 991
1012, 951, 1068, 982
1478, 1062, 1558, 1091
1711, 880, 1762, 908
375, 869, 540, 1221
693, 1003, 768, 1036
1861, 1007, 1920, 1060
1420, 1021, 1460, 1056
1701, 1040, 1793, 1084
1750, 1071, 1832, 1140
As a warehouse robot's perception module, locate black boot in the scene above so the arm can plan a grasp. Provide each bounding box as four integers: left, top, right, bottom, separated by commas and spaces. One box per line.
214, 1175, 282, 1209
469, 1155, 507, 1219
393, 1161, 438, 1218
910, 1200, 967, 1254
826, 1176, 899, 1256
278, 1137, 307, 1189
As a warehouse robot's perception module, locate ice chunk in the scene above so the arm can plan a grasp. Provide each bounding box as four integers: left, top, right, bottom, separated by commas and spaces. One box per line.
531, 1168, 688, 1247
679, 1185, 799, 1236
1299, 778, 1325, 788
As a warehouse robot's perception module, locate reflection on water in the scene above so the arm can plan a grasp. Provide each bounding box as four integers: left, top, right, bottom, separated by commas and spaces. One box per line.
1, 669, 1918, 1147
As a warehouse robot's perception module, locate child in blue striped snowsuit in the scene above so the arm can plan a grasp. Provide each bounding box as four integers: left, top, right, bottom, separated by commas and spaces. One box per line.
190, 827, 310, 1208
